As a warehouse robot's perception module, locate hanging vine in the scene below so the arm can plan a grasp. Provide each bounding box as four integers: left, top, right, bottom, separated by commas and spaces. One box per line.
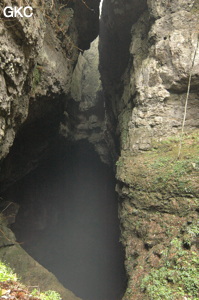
177, 33, 199, 159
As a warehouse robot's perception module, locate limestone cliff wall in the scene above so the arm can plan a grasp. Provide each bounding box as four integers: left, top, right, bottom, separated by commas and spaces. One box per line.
100, 0, 199, 152
0, 0, 44, 160
65, 37, 110, 164
0, 0, 199, 299
100, 0, 199, 299
0, 0, 100, 190
0, 0, 100, 298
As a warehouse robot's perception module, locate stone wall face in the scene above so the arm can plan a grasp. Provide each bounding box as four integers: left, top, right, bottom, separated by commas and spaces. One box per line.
67, 37, 110, 164
101, 0, 199, 153
0, 1, 100, 297
0, 0, 100, 189
0, 1, 45, 160
0, 0, 199, 298
100, 1, 199, 299
0, 0, 100, 162
127, 5, 199, 151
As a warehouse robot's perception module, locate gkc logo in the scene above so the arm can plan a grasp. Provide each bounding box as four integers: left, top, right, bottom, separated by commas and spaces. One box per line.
3, 6, 33, 18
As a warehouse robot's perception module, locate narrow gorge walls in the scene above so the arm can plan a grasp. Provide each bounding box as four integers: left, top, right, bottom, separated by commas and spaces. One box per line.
0, 0, 199, 299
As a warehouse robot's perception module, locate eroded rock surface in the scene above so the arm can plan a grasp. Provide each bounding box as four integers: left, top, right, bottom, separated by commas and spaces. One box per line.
0, 0, 44, 160
0, 0, 100, 160
65, 37, 110, 163
0, 0, 100, 297
0, 0, 199, 299
101, 0, 199, 153
0, 0, 100, 189
100, 0, 199, 299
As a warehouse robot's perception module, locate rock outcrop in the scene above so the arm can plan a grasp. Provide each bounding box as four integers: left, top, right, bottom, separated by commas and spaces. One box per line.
63, 37, 110, 163
0, 0, 44, 161
100, 0, 199, 153
0, 0, 100, 190
100, 0, 199, 299
0, 0, 100, 297
0, 0, 199, 299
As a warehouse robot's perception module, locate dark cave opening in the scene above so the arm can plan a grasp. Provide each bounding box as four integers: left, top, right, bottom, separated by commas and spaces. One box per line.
4, 139, 126, 300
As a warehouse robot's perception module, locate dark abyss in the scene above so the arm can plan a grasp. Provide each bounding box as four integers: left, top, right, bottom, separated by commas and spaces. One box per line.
6, 140, 126, 300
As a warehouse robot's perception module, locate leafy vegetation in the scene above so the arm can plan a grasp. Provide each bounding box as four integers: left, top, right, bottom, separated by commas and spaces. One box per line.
32, 289, 62, 300
0, 261, 17, 282
0, 261, 62, 299
118, 131, 199, 299
141, 236, 199, 300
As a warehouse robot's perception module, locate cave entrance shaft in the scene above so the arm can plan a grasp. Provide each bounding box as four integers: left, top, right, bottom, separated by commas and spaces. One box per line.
6, 140, 126, 300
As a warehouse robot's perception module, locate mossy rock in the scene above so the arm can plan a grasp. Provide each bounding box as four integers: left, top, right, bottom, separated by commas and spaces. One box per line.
0, 245, 81, 300
117, 130, 199, 198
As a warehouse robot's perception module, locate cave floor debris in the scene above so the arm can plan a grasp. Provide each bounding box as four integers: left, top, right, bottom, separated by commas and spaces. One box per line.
0, 281, 40, 300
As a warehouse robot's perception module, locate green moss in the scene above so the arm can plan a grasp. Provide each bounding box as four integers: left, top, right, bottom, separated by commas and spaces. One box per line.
116, 159, 123, 167
32, 65, 42, 91
118, 130, 199, 195
182, 221, 199, 247
141, 236, 199, 300
119, 130, 199, 300
0, 261, 62, 300
149, 157, 198, 193
147, 133, 199, 193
